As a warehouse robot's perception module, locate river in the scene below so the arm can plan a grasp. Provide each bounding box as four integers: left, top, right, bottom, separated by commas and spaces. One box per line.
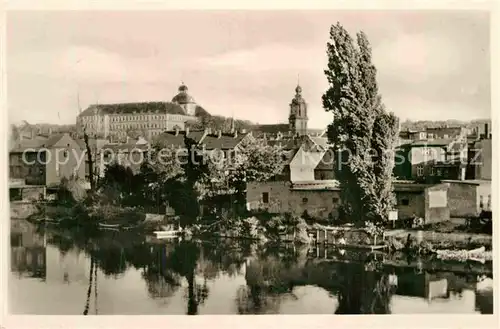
9, 219, 493, 315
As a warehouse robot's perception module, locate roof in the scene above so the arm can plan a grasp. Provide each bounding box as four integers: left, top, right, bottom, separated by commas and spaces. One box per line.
252, 124, 291, 134
289, 148, 327, 169
291, 180, 340, 191
266, 138, 297, 150
9, 133, 80, 152
200, 132, 250, 150
79, 102, 189, 117
43, 133, 67, 148
393, 182, 432, 192
101, 143, 149, 153
154, 129, 251, 150
411, 138, 455, 147
441, 179, 490, 186
309, 136, 329, 150
10, 136, 48, 152
315, 149, 335, 170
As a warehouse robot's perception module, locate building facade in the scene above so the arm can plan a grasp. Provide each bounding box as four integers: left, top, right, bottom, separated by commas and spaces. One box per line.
9, 133, 86, 187
76, 83, 209, 140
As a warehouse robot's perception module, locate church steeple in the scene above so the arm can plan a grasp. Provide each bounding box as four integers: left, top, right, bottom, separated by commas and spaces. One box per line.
289, 82, 308, 136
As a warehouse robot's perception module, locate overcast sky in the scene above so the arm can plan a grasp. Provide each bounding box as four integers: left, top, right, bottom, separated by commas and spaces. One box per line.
7, 10, 490, 129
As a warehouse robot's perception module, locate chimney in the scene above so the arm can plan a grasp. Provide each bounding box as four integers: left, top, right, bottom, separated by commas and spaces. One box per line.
240, 128, 247, 134
185, 127, 190, 136
204, 127, 212, 135
233, 130, 238, 138
484, 123, 489, 139
218, 130, 222, 138
175, 126, 180, 136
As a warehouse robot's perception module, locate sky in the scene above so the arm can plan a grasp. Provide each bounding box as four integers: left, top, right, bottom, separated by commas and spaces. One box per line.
7, 10, 491, 129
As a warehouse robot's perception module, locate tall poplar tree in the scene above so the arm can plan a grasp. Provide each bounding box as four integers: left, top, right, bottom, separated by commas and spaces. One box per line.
322, 23, 399, 226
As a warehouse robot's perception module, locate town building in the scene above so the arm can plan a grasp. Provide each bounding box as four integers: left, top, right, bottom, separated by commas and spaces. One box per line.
287, 135, 331, 182
246, 177, 490, 224
9, 133, 86, 187
394, 130, 468, 183
153, 127, 255, 159
76, 83, 210, 141
466, 123, 492, 181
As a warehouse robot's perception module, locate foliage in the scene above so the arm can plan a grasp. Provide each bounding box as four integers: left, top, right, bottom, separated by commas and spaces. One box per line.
58, 176, 87, 204
322, 22, 398, 227
186, 114, 256, 132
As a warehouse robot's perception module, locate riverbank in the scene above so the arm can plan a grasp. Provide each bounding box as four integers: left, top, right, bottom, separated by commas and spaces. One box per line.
17, 201, 492, 260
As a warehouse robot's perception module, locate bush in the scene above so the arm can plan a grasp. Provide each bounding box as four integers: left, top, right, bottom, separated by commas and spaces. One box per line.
57, 176, 87, 204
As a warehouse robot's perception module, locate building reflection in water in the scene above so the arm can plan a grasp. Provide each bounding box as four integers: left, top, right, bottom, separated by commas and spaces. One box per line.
10, 223, 493, 315
10, 219, 46, 280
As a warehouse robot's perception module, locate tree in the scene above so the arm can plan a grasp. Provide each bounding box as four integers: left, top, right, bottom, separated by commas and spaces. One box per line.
322, 22, 399, 227
197, 139, 286, 202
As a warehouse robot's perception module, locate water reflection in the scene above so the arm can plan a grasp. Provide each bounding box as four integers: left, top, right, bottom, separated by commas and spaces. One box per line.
9, 219, 493, 315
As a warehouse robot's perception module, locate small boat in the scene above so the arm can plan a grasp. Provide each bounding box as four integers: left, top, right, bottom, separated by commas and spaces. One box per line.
153, 230, 181, 239
99, 223, 121, 229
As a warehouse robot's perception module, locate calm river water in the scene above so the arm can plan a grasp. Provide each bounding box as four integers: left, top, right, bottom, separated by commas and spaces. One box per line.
9, 219, 493, 315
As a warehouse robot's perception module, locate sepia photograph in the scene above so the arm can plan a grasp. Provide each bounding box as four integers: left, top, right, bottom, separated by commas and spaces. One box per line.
3, 4, 495, 319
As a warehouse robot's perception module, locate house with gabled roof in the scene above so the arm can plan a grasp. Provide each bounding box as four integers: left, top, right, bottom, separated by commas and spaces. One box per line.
9, 133, 86, 187
394, 137, 468, 183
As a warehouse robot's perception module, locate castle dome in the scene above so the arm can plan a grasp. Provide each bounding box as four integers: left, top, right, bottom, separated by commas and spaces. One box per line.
172, 82, 195, 104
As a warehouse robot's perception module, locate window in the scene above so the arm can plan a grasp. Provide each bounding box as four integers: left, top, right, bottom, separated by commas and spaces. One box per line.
417, 166, 424, 177
430, 167, 435, 176
487, 195, 491, 210
437, 169, 442, 176
332, 197, 339, 204
262, 192, 269, 204
479, 196, 484, 209
401, 198, 410, 206
302, 197, 308, 204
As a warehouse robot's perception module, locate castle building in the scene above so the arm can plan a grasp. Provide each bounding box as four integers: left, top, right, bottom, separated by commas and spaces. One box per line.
76, 83, 209, 141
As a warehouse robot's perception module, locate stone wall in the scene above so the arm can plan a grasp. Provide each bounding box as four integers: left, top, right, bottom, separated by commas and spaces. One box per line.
394, 191, 425, 220
424, 184, 450, 224
246, 181, 340, 220
446, 182, 478, 218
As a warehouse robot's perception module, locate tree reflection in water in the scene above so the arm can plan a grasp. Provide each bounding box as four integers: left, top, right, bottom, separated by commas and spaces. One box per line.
44, 225, 396, 315
334, 262, 394, 314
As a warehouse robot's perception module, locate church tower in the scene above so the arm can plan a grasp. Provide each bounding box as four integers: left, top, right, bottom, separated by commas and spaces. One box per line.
288, 84, 308, 136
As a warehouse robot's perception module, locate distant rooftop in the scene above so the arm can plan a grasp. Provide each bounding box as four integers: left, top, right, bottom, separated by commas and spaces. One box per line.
79, 102, 210, 117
